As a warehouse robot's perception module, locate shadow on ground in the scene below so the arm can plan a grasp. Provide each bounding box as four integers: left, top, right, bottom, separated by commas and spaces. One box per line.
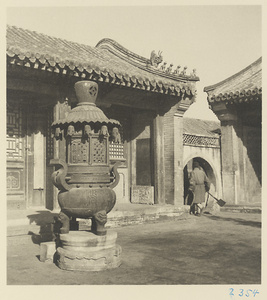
27, 211, 60, 244
203, 213, 261, 228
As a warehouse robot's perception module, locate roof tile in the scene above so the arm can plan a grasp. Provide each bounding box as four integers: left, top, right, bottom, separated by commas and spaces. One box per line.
204, 58, 262, 104
7, 25, 197, 97
183, 118, 220, 137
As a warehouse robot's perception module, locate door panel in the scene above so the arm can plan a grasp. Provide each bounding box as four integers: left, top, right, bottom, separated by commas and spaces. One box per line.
6, 101, 26, 209
136, 138, 152, 186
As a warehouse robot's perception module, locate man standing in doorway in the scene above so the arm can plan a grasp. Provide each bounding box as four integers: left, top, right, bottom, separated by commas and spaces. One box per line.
189, 161, 210, 216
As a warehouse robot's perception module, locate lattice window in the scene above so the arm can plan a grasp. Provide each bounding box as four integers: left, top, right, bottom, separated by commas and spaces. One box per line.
183, 134, 220, 148
6, 103, 23, 160
6, 137, 23, 160
70, 139, 89, 164
92, 138, 107, 164
109, 143, 124, 159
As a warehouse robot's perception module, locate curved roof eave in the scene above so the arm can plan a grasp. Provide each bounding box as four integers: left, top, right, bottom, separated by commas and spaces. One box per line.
203, 57, 262, 104
204, 57, 262, 93
6, 25, 198, 98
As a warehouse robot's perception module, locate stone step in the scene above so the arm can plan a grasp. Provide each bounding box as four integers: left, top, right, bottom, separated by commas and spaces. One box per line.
7, 203, 261, 243
7, 204, 190, 241
220, 205, 261, 214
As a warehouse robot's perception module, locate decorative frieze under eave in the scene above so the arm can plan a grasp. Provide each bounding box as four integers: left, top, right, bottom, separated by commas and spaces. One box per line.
207, 87, 262, 105
6, 52, 196, 99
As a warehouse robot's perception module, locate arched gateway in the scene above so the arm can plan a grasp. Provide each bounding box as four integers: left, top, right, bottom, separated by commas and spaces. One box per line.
184, 156, 218, 204
183, 118, 222, 206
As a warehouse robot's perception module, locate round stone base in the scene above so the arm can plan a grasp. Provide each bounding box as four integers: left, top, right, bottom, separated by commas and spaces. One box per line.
56, 230, 122, 271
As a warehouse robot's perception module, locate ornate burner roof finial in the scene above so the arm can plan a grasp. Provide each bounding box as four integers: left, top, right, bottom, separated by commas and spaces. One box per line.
52, 81, 120, 127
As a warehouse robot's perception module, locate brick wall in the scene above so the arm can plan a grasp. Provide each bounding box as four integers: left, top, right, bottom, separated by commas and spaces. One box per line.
163, 104, 178, 204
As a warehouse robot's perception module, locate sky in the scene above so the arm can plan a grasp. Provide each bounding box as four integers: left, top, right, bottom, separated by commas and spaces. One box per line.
5, 3, 262, 121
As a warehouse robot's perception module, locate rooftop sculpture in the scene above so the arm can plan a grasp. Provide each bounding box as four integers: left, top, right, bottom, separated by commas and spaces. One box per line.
148, 50, 197, 79
150, 50, 163, 67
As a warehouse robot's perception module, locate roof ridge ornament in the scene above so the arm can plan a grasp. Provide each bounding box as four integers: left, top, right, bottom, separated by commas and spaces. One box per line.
149, 50, 163, 68
148, 49, 197, 79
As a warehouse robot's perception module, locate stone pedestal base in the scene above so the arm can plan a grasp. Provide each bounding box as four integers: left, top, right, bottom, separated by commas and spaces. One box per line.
56, 230, 122, 271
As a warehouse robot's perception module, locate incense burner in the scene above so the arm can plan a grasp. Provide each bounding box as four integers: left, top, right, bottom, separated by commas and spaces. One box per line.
50, 81, 121, 236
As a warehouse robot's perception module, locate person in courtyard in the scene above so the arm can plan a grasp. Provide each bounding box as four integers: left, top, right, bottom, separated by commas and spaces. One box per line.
188, 161, 210, 216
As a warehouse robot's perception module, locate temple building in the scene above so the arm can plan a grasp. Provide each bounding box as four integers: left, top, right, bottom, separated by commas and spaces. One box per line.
7, 25, 204, 211
204, 58, 262, 205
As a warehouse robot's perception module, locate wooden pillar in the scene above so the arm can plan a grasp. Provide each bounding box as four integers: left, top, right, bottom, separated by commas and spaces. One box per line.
25, 102, 34, 208
130, 139, 137, 187
153, 114, 165, 204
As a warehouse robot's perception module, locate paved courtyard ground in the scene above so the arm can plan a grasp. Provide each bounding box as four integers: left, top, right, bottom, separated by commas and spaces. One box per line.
7, 211, 261, 286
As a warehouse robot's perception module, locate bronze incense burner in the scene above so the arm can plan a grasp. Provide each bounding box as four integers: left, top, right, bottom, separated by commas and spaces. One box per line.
51, 81, 120, 236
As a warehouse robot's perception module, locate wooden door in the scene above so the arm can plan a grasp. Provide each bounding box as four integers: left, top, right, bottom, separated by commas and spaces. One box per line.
136, 138, 152, 185
6, 101, 26, 209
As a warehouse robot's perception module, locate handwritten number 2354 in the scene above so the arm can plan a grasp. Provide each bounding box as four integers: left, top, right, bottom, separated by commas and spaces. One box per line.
229, 288, 259, 297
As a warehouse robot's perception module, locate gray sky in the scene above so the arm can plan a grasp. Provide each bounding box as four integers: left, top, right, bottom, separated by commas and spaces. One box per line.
6, 4, 262, 121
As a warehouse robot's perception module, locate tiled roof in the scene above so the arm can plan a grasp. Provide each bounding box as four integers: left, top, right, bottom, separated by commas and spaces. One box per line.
183, 118, 220, 137
6, 25, 197, 97
204, 57, 262, 104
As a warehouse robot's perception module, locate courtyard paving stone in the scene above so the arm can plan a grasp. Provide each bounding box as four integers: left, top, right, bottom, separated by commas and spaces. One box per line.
7, 211, 261, 286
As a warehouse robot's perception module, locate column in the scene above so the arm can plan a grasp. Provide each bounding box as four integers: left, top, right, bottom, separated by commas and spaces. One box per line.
211, 102, 242, 204
153, 114, 165, 204
162, 97, 192, 206
174, 98, 192, 206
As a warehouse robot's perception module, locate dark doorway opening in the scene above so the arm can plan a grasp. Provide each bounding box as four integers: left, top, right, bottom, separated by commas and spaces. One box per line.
183, 157, 216, 205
